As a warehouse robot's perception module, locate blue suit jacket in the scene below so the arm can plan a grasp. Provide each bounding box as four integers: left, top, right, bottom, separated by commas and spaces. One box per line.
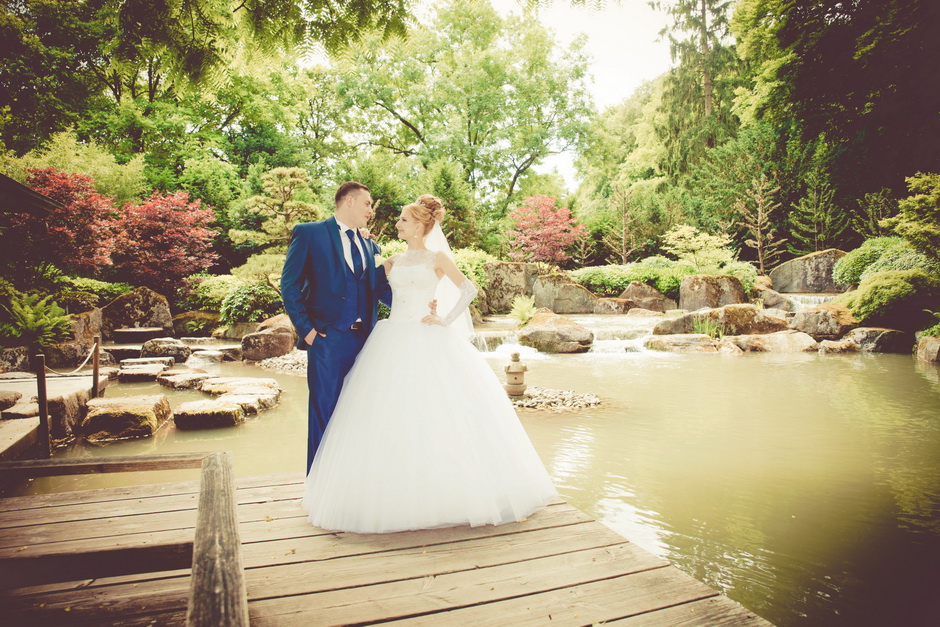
281, 216, 392, 347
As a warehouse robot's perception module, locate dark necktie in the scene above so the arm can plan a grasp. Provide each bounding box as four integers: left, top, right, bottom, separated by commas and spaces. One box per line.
345, 229, 364, 277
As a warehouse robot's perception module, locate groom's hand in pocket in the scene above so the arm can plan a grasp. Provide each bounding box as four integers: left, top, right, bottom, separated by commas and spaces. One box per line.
305, 329, 326, 346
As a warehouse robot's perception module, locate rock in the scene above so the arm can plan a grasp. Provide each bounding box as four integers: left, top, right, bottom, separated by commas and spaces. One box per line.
627, 308, 664, 317
157, 371, 213, 390
723, 330, 819, 353
216, 392, 280, 415
256, 313, 296, 338
101, 286, 174, 340
679, 275, 748, 311
118, 364, 170, 382
82, 395, 172, 443
2, 401, 39, 420
717, 339, 744, 355
819, 339, 859, 354
172, 311, 221, 337
242, 329, 295, 361
483, 261, 541, 313
768, 249, 849, 293
70, 308, 102, 342
643, 334, 719, 353
755, 288, 796, 311
0, 390, 22, 411
141, 337, 192, 363
652, 304, 788, 336
517, 308, 593, 353
173, 400, 246, 430
618, 281, 677, 312
218, 345, 243, 361
121, 357, 175, 367
199, 376, 281, 396
594, 298, 636, 314
754, 275, 773, 291
789, 303, 859, 340
844, 327, 914, 353
188, 350, 225, 363
916, 337, 940, 363
212, 322, 261, 340
43, 341, 95, 368
0, 346, 31, 373
509, 387, 601, 411
532, 274, 597, 314
112, 327, 165, 343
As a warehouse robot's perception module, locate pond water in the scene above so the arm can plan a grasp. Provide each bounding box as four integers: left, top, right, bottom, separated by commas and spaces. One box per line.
13, 317, 940, 627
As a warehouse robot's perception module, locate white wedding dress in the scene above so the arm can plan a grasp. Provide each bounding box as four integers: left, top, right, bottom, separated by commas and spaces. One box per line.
302, 249, 557, 533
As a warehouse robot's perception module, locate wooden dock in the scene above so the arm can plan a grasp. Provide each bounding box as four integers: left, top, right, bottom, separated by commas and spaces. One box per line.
0, 469, 771, 626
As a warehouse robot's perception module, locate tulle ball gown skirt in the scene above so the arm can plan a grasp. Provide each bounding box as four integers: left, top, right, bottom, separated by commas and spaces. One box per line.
302, 318, 557, 534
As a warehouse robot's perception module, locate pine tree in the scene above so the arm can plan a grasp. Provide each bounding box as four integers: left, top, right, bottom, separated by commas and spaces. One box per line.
787, 169, 847, 255
737, 174, 786, 274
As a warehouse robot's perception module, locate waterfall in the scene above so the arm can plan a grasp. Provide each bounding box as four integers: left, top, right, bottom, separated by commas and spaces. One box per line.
787, 293, 840, 310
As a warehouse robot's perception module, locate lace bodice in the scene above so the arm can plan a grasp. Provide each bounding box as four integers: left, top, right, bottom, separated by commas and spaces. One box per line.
387, 250, 440, 322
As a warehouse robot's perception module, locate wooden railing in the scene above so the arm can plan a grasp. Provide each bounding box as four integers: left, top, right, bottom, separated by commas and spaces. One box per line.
0, 451, 249, 626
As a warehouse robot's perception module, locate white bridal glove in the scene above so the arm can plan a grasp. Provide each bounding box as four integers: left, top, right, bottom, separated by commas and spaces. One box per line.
423, 280, 477, 326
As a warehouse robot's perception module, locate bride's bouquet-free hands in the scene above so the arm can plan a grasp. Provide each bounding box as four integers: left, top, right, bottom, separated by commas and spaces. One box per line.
422, 299, 443, 326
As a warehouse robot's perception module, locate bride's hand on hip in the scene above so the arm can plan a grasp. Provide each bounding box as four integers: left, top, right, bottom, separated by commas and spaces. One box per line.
422, 299, 443, 325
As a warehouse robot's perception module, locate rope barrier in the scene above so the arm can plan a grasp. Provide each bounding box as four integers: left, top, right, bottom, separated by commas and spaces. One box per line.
43, 341, 97, 376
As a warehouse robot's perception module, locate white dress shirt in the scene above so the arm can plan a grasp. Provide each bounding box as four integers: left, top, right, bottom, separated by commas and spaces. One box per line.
334, 218, 366, 274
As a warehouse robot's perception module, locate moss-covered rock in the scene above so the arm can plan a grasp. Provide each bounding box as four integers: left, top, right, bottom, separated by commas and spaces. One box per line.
173, 311, 221, 337
82, 395, 171, 443
173, 400, 246, 429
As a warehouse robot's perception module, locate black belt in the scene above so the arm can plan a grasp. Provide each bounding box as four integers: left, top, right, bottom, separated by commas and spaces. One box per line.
349, 321, 364, 331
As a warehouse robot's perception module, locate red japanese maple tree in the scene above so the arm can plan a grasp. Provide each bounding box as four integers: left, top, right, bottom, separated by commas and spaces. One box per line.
506, 195, 586, 266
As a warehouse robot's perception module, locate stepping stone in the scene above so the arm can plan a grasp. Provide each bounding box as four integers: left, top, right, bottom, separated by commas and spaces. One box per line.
188, 350, 225, 363
0, 390, 22, 411
173, 400, 246, 430
180, 337, 217, 345
157, 371, 213, 390
118, 364, 170, 382
120, 357, 175, 367
107, 346, 143, 361
142, 338, 192, 362
82, 395, 171, 443
199, 377, 280, 396
216, 391, 280, 415
2, 401, 39, 420
113, 327, 166, 343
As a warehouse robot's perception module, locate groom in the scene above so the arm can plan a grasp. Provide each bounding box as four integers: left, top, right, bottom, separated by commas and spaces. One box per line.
281, 181, 392, 473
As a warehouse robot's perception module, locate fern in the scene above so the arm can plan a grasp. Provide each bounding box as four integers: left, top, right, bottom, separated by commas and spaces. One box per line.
509, 295, 537, 326
1, 294, 73, 349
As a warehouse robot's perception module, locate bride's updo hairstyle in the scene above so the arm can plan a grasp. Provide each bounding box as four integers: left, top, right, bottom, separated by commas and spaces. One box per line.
403, 194, 445, 237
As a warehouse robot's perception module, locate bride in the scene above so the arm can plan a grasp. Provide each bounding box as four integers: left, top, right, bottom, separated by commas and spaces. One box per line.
302, 195, 557, 534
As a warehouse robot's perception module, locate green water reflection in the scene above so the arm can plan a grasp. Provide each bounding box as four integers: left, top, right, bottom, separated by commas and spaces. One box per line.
14, 350, 940, 626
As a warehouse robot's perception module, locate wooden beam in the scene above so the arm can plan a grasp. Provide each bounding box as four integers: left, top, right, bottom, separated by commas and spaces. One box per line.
187, 451, 249, 627
0, 452, 213, 479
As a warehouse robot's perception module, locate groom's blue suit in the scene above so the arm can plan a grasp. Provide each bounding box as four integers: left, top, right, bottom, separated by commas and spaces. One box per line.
281, 216, 392, 472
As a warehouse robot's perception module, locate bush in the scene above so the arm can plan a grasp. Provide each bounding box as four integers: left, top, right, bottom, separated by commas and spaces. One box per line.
920, 311, 940, 338
721, 260, 758, 293
452, 248, 497, 289
568, 265, 637, 296
568, 258, 696, 300
859, 243, 940, 282
219, 284, 283, 325
61, 277, 134, 306
832, 237, 905, 286
180, 274, 246, 312
653, 266, 696, 301
834, 269, 940, 333
0, 293, 73, 349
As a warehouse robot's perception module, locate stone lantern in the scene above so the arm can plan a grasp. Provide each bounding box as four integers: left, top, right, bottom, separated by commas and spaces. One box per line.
503, 352, 528, 397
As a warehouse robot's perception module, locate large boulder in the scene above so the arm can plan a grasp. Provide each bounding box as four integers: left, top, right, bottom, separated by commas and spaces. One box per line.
517, 308, 593, 353
532, 274, 597, 314
82, 394, 172, 443
101, 287, 174, 340
0, 347, 30, 373
769, 249, 849, 293
723, 330, 819, 353
652, 304, 788, 336
141, 337, 192, 362
44, 341, 96, 368
755, 287, 796, 312
679, 275, 748, 311
788, 303, 858, 340
212, 322, 261, 340
594, 298, 636, 314
241, 314, 297, 361
70, 308, 103, 342
844, 327, 914, 353
916, 337, 940, 363
643, 334, 718, 353
618, 281, 677, 312
172, 311, 221, 337
483, 261, 541, 313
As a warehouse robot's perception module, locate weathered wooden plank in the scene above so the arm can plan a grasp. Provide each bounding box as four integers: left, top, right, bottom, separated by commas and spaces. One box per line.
186, 451, 249, 627
606, 595, 773, 626
0, 452, 211, 478
249, 543, 667, 626
381, 567, 720, 626
244, 521, 628, 600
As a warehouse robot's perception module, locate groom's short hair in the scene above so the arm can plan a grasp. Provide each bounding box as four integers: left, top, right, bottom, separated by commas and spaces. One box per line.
335, 181, 370, 206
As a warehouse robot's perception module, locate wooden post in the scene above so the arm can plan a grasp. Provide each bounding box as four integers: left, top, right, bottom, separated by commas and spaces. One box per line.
33, 353, 51, 458
186, 452, 248, 627
92, 335, 101, 398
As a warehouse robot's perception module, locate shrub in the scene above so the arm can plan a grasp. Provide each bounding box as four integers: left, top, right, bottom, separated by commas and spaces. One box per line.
720, 260, 758, 293
919, 310, 940, 338
181, 274, 246, 312
54, 290, 98, 314
832, 237, 905, 286
219, 284, 283, 325
653, 266, 696, 301
834, 269, 940, 333
509, 295, 537, 326
858, 243, 940, 282
568, 258, 696, 300
0, 293, 73, 349
61, 277, 134, 305
452, 248, 497, 289
567, 265, 637, 296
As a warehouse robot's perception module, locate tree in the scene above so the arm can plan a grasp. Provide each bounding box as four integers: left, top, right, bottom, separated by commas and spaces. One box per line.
420, 159, 477, 249
661, 224, 733, 272
230, 167, 321, 251
114, 192, 217, 295
600, 186, 670, 264
851, 188, 899, 240
883, 173, 940, 263
20, 168, 120, 276
787, 168, 847, 255
506, 195, 587, 267
736, 174, 786, 273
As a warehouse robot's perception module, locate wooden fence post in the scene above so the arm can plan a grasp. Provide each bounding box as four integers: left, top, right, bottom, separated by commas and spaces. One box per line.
92, 335, 101, 398
33, 353, 51, 458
